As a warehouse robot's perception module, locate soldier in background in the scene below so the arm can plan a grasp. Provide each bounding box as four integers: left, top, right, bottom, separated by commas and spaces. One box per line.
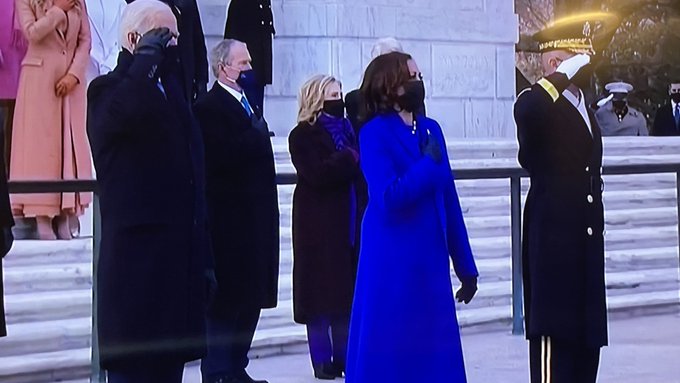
224, 0, 274, 112
595, 81, 648, 136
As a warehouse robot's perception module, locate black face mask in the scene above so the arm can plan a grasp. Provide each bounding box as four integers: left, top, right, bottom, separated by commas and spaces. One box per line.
397, 80, 426, 113
671, 93, 680, 103
323, 99, 345, 119
612, 100, 627, 110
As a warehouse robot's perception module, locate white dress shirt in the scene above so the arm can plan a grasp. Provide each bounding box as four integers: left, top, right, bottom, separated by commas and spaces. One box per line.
563, 88, 592, 136
218, 81, 254, 114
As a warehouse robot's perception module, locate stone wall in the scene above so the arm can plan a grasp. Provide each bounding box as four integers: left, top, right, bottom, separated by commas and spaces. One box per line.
196, 0, 519, 138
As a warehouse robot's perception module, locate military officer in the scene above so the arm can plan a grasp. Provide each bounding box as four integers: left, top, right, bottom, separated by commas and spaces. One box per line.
595, 81, 648, 136
514, 13, 619, 383
224, 0, 275, 112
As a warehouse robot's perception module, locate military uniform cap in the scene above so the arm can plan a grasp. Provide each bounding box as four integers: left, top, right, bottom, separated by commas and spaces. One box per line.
605, 81, 633, 94
533, 12, 619, 55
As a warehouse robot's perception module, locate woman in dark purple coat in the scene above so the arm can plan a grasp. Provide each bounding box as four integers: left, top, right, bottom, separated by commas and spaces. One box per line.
289, 74, 361, 380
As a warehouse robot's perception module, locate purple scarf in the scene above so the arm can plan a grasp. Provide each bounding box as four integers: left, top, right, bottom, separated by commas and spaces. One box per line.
318, 113, 357, 152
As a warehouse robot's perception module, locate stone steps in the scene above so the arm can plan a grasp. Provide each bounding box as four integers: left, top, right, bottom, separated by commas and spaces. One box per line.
3, 262, 92, 295
3, 290, 91, 325
0, 318, 91, 358
0, 348, 90, 383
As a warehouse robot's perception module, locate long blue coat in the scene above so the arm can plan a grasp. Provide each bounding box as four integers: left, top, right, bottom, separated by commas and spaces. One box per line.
346, 112, 478, 383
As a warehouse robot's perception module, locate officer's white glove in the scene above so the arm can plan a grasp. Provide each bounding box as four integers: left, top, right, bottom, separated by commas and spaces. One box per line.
556, 54, 591, 80
596, 94, 614, 108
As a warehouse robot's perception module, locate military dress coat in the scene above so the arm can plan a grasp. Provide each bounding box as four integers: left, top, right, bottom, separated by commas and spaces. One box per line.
595, 101, 648, 136
11, 0, 93, 217
514, 72, 608, 349
224, 0, 274, 86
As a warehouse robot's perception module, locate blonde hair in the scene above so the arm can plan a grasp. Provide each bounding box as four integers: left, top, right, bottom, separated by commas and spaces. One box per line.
119, 0, 176, 51
297, 74, 341, 125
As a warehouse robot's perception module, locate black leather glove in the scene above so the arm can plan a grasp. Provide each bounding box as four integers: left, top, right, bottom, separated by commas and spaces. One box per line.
455, 276, 478, 304
421, 131, 442, 163
128, 28, 173, 81
134, 27, 173, 57
205, 268, 218, 303
1, 227, 14, 258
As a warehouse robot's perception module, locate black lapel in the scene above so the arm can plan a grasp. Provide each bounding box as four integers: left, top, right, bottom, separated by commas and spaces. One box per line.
557, 96, 594, 144
210, 83, 252, 125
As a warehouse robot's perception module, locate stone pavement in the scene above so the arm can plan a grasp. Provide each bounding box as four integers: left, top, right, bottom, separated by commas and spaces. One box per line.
177, 313, 680, 383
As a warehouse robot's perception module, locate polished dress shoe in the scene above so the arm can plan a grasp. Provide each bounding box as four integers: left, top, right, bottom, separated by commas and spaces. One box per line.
312, 364, 336, 380
328, 363, 344, 378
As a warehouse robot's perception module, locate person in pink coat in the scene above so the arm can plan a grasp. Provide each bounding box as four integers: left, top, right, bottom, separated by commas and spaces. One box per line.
0, 0, 28, 169
11, 0, 93, 240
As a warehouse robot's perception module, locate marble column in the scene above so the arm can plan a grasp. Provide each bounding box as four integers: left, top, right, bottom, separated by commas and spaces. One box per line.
196, 0, 519, 138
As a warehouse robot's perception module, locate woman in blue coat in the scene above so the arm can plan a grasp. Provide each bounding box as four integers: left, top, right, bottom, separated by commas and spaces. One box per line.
346, 52, 479, 383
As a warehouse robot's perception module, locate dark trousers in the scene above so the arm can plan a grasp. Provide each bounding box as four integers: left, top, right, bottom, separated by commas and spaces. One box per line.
306, 316, 349, 370
201, 307, 262, 381
107, 361, 185, 383
529, 336, 600, 383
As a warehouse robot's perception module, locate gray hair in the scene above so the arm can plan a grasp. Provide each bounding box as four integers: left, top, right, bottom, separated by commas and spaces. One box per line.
119, 0, 176, 51
370, 37, 404, 59
209, 39, 242, 77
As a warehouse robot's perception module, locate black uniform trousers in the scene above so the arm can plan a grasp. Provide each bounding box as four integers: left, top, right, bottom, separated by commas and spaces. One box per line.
201, 307, 262, 381
529, 336, 600, 383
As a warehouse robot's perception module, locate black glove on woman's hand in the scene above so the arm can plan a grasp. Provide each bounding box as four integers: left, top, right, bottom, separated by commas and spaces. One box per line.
421, 132, 442, 163
455, 276, 478, 304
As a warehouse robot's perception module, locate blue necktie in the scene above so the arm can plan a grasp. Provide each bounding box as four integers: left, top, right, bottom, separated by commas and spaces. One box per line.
240, 94, 253, 117
675, 104, 680, 129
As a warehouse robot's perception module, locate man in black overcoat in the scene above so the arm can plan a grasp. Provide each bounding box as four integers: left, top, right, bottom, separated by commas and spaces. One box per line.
126, 0, 208, 101
224, 0, 274, 112
86, 1, 211, 381
193, 39, 279, 383
651, 81, 680, 136
0, 127, 15, 339
513, 14, 618, 383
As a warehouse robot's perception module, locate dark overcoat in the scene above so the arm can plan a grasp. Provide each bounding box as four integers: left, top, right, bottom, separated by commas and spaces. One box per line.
193, 83, 279, 313
87, 50, 210, 368
288, 121, 360, 324
651, 103, 680, 136
0, 129, 14, 338
514, 72, 608, 349
224, 0, 274, 85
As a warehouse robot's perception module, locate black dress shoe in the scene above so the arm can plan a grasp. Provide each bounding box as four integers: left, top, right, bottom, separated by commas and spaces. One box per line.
328, 363, 344, 378
313, 364, 336, 380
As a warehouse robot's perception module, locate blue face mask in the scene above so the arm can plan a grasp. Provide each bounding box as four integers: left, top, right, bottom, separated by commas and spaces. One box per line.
236, 69, 259, 91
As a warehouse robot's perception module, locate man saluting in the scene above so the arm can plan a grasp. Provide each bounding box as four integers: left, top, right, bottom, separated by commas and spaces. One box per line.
514, 13, 618, 383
